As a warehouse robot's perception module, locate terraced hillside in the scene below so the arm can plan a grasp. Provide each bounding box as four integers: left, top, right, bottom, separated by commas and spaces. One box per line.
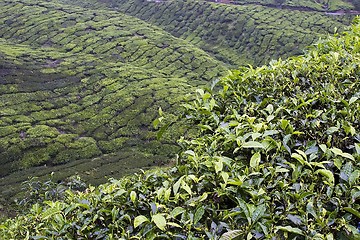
0, 0, 228, 194
0, 0, 356, 198
97, 0, 354, 66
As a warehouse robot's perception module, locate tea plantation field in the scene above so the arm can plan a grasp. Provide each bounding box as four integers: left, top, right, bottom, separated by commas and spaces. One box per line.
0, 0, 228, 196
98, 0, 353, 66
0, 0, 356, 199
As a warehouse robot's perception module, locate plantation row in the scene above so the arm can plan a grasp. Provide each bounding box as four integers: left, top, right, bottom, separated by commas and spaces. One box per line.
102, 0, 353, 66
0, 0, 228, 182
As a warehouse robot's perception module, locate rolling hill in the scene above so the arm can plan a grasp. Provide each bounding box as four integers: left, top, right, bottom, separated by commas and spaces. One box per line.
0, 0, 356, 199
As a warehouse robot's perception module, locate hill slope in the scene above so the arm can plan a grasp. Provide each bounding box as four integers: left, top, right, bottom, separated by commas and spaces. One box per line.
229, 0, 357, 11
0, 0, 227, 183
0, 0, 357, 201
94, 0, 353, 66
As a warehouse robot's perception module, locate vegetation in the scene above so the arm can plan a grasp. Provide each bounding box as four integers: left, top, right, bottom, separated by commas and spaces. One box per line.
0, 0, 354, 199
0, 0, 227, 182
1, 16, 359, 240
230, 0, 356, 11
97, 0, 354, 66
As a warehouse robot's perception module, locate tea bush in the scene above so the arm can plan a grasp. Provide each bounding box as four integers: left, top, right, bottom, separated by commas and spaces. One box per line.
1, 16, 360, 240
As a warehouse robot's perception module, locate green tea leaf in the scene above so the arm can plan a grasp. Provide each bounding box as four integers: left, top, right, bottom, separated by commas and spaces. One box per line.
355, 143, 360, 154
330, 147, 343, 156
42, 208, 61, 220
250, 152, 261, 168
221, 172, 229, 184
251, 204, 266, 224
134, 215, 149, 228
340, 152, 355, 161
130, 191, 137, 203
275, 226, 304, 235
349, 170, 360, 185
194, 206, 205, 225
214, 160, 223, 173
326, 127, 339, 134
343, 207, 360, 219
349, 96, 358, 105
170, 207, 185, 218
167, 222, 181, 228
152, 214, 166, 231
315, 169, 334, 186
319, 144, 327, 153
219, 230, 242, 240
181, 182, 192, 195
173, 176, 184, 195
291, 153, 305, 165
243, 141, 264, 149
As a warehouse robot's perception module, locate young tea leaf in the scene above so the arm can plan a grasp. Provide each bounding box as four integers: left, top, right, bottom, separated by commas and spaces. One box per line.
343, 207, 360, 219
219, 230, 242, 240
194, 206, 205, 225
251, 204, 266, 224
250, 152, 261, 168
134, 215, 149, 228
243, 141, 265, 149
170, 207, 185, 218
152, 214, 167, 231
315, 169, 335, 186
275, 226, 304, 235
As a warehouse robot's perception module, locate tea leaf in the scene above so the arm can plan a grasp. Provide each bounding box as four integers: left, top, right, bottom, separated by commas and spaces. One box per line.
219, 230, 242, 240
275, 226, 304, 235
170, 207, 185, 218
343, 207, 360, 219
134, 215, 149, 228
152, 214, 167, 231
243, 141, 264, 149
250, 152, 261, 168
315, 169, 334, 186
194, 206, 205, 225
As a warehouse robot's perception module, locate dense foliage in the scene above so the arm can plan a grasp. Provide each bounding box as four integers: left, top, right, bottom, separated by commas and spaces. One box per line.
1, 17, 360, 240
98, 0, 353, 66
1, 0, 353, 198
230, 0, 356, 11
0, 0, 226, 185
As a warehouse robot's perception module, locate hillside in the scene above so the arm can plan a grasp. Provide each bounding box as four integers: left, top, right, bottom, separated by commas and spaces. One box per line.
1, 16, 359, 240
92, 0, 353, 66
0, 0, 227, 182
227, 0, 358, 11
0, 0, 357, 203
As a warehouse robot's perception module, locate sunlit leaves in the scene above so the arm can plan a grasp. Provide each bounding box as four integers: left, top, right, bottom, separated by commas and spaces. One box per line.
250, 152, 261, 169
275, 226, 304, 236
152, 214, 167, 231
134, 215, 149, 228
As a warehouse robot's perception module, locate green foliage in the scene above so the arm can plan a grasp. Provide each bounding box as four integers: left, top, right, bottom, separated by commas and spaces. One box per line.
99, 0, 354, 67
1, 16, 360, 240
16, 174, 86, 208
0, 0, 227, 179
232, 0, 355, 11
